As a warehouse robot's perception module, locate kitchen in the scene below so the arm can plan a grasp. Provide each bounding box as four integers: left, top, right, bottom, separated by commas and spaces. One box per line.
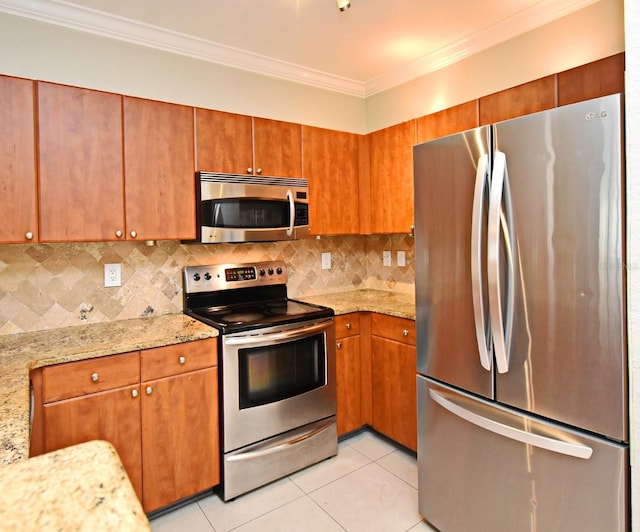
0, 0, 638, 529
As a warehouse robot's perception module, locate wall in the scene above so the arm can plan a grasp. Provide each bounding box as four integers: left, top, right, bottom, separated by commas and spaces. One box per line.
624, 0, 640, 526
0, 235, 415, 335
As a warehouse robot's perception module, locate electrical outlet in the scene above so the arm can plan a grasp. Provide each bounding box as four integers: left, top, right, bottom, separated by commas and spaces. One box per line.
383, 250, 392, 267
104, 263, 121, 287
397, 250, 406, 267
321, 252, 332, 270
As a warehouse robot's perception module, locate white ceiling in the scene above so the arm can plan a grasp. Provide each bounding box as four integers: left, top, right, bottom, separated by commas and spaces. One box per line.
0, 0, 597, 97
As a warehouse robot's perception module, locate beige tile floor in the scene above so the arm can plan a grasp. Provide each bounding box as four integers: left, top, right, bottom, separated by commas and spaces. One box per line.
150, 429, 437, 532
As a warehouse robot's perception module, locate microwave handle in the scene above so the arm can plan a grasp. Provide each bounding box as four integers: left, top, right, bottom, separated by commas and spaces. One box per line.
286, 190, 295, 236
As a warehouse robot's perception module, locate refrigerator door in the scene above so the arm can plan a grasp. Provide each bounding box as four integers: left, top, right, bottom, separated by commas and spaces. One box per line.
493, 94, 626, 441
413, 127, 493, 399
418, 377, 628, 532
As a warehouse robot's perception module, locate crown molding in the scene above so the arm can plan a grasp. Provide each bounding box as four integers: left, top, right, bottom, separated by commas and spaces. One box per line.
0, 0, 598, 99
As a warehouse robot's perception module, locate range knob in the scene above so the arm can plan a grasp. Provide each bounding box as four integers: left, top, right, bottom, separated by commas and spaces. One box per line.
259, 268, 266, 276
268, 267, 274, 275
204, 272, 211, 280
193, 273, 201, 281
276, 267, 283, 275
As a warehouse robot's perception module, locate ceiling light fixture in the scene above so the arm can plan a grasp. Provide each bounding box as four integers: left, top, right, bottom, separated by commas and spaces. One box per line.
337, 0, 351, 12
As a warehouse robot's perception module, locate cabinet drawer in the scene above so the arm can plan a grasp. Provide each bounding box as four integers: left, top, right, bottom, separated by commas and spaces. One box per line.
43, 352, 140, 402
371, 313, 416, 345
141, 338, 218, 381
335, 313, 361, 338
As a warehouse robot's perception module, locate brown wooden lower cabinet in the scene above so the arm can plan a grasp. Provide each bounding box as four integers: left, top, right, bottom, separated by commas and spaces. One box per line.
335, 313, 362, 436
31, 339, 219, 513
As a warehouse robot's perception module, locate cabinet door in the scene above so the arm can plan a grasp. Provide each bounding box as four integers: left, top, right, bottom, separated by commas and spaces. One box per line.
253, 117, 302, 177
141, 367, 219, 512
0, 76, 37, 243
43, 386, 143, 500
336, 335, 361, 435
479, 76, 556, 125
371, 336, 417, 451
303, 126, 360, 235
416, 100, 479, 143
123, 97, 195, 240
558, 53, 624, 106
38, 82, 125, 242
195, 108, 253, 174
368, 120, 415, 234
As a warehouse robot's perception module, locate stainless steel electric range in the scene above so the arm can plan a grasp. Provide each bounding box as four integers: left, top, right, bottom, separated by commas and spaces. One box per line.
183, 261, 337, 500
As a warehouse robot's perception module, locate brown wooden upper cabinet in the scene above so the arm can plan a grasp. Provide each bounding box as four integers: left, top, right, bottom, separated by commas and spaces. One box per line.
0, 75, 37, 243
302, 125, 361, 235
123, 96, 196, 241
38, 82, 125, 242
557, 53, 625, 106
368, 120, 416, 234
479, 75, 557, 126
195, 108, 302, 178
416, 100, 479, 144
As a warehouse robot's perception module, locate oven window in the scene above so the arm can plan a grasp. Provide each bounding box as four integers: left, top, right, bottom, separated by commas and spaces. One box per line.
238, 334, 326, 409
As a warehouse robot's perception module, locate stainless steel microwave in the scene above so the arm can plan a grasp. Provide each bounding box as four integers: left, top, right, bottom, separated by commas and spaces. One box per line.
194, 172, 310, 243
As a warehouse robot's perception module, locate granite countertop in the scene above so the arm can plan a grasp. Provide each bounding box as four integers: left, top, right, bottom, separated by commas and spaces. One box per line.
297, 289, 416, 320
0, 314, 218, 466
0, 439, 150, 531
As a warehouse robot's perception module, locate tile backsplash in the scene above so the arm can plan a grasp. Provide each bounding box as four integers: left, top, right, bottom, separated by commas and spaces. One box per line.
0, 235, 414, 335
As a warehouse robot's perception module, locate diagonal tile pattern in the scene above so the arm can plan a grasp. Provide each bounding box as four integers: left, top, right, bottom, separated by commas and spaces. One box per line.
0, 235, 414, 335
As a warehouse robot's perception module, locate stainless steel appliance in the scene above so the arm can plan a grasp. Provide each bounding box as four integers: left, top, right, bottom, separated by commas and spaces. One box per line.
194, 172, 310, 243
183, 261, 337, 500
413, 94, 628, 531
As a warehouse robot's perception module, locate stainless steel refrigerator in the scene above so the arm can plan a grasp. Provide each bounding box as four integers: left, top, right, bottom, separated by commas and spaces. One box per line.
413, 94, 627, 531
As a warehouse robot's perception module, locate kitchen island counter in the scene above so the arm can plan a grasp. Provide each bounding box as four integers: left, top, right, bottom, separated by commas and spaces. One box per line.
0, 439, 150, 531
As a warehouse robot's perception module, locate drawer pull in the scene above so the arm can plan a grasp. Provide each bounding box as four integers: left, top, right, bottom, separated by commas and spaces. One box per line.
336, 342, 342, 349
146, 386, 153, 395
345, 323, 352, 329
131, 389, 139, 398
179, 356, 186, 365
91, 373, 99, 382
402, 329, 409, 336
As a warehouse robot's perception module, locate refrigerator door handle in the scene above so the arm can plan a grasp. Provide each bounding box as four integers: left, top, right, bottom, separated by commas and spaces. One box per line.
487, 150, 516, 374
471, 153, 492, 370
429, 389, 593, 459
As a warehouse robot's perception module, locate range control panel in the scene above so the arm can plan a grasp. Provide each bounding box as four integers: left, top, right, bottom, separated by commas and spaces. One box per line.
183, 261, 287, 294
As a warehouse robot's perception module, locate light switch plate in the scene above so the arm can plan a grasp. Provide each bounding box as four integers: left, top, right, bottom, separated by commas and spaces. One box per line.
383, 250, 392, 267
397, 251, 406, 267
321, 252, 332, 270
104, 263, 121, 287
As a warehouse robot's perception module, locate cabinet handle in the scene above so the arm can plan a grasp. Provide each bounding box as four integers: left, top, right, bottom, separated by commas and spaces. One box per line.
25, 231, 33, 240
115, 229, 123, 238
145, 386, 153, 395
345, 323, 351, 329
130, 230, 137, 239
402, 329, 409, 336
256, 168, 263, 175
91, 373, 99, 382
179, 356, 186, 365
131, 389, 139, 398
246, 167, 253, 174
336, 342, 342, 349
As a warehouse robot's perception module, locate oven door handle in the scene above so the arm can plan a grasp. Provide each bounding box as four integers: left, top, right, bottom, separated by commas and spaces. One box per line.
224, 321, 331, 346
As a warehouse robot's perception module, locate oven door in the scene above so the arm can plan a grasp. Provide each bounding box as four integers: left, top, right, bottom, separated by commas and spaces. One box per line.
222, 317, 336, 452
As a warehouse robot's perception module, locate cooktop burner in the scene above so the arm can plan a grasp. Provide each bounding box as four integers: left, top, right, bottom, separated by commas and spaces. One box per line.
183, 261, 333, 334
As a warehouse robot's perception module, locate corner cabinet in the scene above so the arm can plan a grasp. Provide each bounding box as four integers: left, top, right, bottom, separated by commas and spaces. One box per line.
30, 338, 219, 514
123, 97, 196, 241
302, 126, 361, 235
195, 108, 302, 177
367, 120, 416, 234
370, 313, 417, 451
